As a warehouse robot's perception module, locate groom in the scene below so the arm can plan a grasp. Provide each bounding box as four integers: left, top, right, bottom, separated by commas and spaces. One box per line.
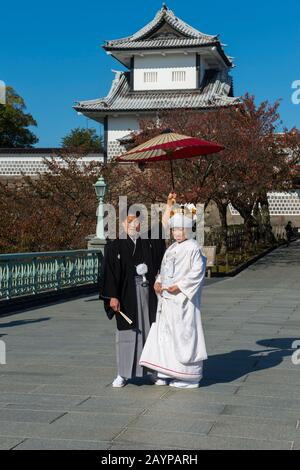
99, 197, 175, 387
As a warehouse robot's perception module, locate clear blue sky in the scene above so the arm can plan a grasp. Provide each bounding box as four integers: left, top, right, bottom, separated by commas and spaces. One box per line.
1, 0, 299, 147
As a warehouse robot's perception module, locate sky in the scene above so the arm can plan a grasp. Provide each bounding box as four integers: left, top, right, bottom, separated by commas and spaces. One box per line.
1, 0, 300, 147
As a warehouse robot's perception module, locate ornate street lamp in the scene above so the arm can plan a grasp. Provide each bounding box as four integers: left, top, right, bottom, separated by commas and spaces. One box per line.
93, 176, 107, 239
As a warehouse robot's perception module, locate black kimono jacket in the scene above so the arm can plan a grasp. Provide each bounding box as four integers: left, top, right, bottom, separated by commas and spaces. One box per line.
99, 233, 166, 331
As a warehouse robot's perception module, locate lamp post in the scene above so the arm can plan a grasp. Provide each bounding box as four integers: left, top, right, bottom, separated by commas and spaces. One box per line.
93, 176, 107, 240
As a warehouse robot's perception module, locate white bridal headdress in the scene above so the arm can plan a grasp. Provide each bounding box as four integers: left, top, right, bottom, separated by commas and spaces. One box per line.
168, 204, 196, 229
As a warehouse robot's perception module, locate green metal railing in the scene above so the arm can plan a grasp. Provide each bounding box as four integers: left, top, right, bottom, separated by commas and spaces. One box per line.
0, 250, 102, 301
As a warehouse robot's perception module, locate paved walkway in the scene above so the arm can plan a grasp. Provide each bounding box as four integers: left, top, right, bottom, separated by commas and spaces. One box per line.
0, 242, 300, 450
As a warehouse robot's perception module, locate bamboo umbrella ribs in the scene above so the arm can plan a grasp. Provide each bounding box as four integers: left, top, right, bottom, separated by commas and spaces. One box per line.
116, 130, 225, 189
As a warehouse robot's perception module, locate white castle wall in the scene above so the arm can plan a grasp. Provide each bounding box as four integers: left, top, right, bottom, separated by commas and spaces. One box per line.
0, 156, 49, 176
229, 191, 300, 217
134, 53, 197, 91
107, 115, 140, 159
0, 154, 104, 177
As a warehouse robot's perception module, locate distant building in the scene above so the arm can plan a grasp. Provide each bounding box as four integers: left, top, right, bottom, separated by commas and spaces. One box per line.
74, 4, 238, 161
73, 4, 300, 225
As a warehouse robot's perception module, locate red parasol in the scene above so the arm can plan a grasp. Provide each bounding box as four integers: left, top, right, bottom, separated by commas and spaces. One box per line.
116, 130, 224, 189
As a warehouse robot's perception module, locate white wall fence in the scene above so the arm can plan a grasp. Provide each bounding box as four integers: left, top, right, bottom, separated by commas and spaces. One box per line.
229, 191, 300, 217
0, 154, 104, 177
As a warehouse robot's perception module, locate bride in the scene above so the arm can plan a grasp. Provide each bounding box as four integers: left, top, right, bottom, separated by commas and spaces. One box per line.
139, 205, 208, 389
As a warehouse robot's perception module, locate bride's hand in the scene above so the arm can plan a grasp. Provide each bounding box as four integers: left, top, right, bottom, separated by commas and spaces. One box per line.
167, 285, 181, 294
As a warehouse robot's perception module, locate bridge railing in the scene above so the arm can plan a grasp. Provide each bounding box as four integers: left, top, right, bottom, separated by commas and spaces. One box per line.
0, 250, 102, 301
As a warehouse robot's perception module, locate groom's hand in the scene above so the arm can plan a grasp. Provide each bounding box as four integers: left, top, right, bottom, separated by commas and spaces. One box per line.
110, 298, 120, 312
154, 282, 162, 295
168, 285, 181, 295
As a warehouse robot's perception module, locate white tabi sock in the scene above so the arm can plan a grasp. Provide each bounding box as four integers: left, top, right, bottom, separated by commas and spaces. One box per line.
112, 375, 127, 388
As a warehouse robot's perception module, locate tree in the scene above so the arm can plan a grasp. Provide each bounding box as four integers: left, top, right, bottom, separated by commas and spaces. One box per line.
0, 150, 104, 252
1, 96, 298, 255
0, 86, 38, 148
62, 127, 103, 152
280, 128, 300, 188
208, 95, 289, 246
124, 96, 295, 251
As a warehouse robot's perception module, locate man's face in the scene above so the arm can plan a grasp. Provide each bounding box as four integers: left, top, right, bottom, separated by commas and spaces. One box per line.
122, 216, 141, 237
172, 227, 187, 243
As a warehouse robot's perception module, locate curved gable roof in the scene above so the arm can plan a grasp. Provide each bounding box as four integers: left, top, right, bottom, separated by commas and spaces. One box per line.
104, 5, 218, 48
74, 70, 240, 114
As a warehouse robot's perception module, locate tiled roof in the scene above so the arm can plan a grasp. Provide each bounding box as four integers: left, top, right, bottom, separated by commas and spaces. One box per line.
105, 37, 218, 50
0, 148, 103, 157
74, 70, 239, 114
0, 148, 62, 155
104, 5, 218, 49
104, 6, 232, 67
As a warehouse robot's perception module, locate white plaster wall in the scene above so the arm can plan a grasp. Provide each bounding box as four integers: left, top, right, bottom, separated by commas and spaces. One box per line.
0, 156, 47, 176
0, 155, 104, 176
229, 191, 300, 216
134, 53, 197, 90
107, 115, 140, 159
107, 115, 140, 140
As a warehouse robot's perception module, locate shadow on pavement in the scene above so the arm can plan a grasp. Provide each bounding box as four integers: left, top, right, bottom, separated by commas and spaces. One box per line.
0, 317, 51, 329
201, 337, 300, 386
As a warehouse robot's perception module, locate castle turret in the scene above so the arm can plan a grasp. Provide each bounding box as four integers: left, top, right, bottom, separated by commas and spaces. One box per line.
74, 4, 239, 161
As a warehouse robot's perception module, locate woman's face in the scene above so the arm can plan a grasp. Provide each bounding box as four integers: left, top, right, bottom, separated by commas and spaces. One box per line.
172, 227, 187, 243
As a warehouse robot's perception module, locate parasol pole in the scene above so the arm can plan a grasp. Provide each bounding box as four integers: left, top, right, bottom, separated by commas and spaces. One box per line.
169, 160, 175, 190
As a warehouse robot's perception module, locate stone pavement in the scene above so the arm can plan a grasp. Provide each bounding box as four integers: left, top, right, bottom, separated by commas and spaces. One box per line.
0, 242, 300, 450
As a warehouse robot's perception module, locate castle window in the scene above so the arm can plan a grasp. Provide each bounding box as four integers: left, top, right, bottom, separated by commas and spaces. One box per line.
172, 70, 186, 82
144, 71, 158, 83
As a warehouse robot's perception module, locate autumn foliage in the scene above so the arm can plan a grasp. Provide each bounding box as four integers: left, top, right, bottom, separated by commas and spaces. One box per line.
0, 95, 299, 254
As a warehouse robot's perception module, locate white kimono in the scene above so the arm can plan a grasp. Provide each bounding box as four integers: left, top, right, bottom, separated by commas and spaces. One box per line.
139, 238, 208, 382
